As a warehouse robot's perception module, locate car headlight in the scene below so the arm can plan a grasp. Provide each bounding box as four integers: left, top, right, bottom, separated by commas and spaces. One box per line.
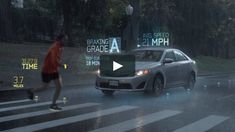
136, 69, 149, 76
96, 69, 100, 75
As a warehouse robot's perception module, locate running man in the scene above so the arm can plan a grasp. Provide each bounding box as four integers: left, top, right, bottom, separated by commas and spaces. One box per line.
28, 34, 65, 111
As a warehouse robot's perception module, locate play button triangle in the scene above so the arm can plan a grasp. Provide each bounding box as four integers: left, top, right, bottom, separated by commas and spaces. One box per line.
113, 61, 123, 71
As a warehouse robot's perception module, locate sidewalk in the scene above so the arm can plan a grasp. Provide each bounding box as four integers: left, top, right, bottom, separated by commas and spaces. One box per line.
2, 70, 235, 91
198, 71, 235, 77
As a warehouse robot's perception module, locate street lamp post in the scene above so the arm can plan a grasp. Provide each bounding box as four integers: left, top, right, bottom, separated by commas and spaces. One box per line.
125, 4, 133, 51
126, 4, 133, 16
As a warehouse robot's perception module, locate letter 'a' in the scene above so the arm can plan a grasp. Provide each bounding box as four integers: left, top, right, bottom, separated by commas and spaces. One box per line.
109, 38, 120, 53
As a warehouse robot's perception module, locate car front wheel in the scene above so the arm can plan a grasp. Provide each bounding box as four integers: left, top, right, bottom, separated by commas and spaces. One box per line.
185, 73, 195, 91
152, 76, 164, 96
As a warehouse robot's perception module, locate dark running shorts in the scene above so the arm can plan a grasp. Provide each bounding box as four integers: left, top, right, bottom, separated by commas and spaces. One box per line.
41, 72, 59, 83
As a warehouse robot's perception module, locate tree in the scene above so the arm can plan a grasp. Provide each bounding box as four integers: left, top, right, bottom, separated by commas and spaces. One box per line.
61, 0, 73, 46
0, 0, 15, 41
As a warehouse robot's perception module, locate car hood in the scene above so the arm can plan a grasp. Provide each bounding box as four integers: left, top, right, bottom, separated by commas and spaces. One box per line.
135, 61, 161, 70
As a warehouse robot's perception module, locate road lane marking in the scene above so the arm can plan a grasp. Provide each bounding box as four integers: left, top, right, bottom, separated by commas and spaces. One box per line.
3, 105, 137, 132
0, 99, 31, 106
0, 103, 100, 123
173, 115, 229, 132
89, 110, 182, 132
0, 101, 63, 113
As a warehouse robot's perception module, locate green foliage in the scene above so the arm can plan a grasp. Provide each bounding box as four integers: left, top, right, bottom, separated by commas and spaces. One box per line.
195, 56, 235, 72
140, 0, 174, 32
1, 0, 235, 58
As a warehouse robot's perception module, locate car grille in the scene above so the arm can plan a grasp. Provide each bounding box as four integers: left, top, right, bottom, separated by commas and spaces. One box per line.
100, 73, 133, 77
99, 82, 132, 89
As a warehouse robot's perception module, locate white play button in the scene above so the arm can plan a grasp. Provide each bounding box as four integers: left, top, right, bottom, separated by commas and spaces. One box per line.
100, 55, 135, 77
113, 61, 123, 71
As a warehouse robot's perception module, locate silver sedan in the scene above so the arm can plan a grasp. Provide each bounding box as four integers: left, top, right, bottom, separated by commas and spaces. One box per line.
96, 47, 197, 96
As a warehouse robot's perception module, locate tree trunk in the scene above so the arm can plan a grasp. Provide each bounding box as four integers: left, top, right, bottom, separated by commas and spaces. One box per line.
0, 0, 15, 42
225, 42, 229, 59
62, 0, 73, 46
130, 0, 140, 50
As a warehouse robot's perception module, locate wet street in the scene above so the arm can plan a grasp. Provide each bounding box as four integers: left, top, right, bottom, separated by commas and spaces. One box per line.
1, 74, 235, 132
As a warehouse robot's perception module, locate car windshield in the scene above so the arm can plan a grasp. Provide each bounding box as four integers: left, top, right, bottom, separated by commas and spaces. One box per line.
133, 50, 163, 62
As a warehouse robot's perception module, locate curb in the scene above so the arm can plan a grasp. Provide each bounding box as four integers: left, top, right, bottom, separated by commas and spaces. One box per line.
198, 71, 235, 77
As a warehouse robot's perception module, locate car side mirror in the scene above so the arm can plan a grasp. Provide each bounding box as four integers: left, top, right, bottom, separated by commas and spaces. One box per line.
163, 58, 174, 64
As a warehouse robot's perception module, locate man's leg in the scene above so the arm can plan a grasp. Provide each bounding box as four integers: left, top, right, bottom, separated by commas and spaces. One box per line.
52, 77, 62, 105
32, 83, 50, 92
28, 83, 49, 100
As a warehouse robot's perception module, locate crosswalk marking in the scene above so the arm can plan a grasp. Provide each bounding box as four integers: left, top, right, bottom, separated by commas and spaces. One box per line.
0, 99, 30, 106
2, 105, 137, 132
90, 110, 182, 132
173, 115, 229, 132
0, 100, 63, 113
0, 103, 100, 123
0, 99, 231, 132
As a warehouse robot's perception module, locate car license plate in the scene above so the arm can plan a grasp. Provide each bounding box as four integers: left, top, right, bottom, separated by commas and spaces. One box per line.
109, 80, 119, 86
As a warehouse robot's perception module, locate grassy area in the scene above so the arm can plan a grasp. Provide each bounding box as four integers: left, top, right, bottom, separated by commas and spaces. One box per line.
194, 56, 235, 73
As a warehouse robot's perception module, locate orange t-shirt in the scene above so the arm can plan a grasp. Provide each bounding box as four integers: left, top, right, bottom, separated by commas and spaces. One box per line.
42, 41, 62, 73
